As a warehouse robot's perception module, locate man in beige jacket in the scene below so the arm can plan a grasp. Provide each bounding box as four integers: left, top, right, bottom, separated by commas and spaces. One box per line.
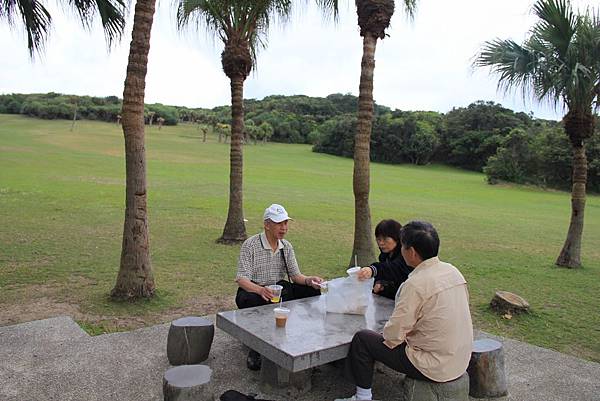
335, 221, 473, 401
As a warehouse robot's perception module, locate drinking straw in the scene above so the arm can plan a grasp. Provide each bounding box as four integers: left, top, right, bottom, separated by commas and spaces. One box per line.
354, 254, 358, 267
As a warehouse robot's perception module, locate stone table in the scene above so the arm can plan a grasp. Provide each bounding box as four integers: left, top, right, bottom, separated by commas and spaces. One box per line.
216, 294, 394, 393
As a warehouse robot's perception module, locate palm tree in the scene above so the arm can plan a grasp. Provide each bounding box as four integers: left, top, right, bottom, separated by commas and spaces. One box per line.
176, 0, 293, 244
475, 0, 600, 268
111, 0, 157, 300
1, 0, 126, 56
351, 0, 416, 266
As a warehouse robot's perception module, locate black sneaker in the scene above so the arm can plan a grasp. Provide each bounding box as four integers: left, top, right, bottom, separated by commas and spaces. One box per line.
246, 350, 262, 371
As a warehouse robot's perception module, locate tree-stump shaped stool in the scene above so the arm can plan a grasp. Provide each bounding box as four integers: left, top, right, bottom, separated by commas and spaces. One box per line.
167, 317, 214, 365
401, 372, 469, 401
490, 291, 529, 315
163, 364, 213, 401
467, 339, 508, 398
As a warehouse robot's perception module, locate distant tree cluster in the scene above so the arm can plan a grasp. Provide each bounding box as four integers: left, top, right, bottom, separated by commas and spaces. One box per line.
313, 100, 600, 193
485, 125, 600, 193
211, 93, 391, 144
0, 93, 180, 125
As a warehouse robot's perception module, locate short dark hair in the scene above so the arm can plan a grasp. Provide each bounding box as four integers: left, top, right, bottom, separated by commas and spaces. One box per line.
400, 221, 440, 260
374, 219, 402, 244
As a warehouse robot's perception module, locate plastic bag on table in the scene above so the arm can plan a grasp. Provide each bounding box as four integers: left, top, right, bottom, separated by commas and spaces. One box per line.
325, 276, 374, 315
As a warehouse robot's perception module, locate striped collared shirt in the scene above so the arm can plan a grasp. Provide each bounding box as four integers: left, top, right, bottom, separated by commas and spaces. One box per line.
236, 233, 301, 286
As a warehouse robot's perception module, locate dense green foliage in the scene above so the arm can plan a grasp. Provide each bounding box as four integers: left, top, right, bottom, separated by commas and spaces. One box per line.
213, 93, 391, 144
0, 93, 181, 125
314, 100, 600, 193
0, 115, 598, 361
1, 93, 598, 192
485, 126, 600, 192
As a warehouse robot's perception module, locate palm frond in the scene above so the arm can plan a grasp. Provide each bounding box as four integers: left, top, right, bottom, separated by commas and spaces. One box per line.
88, 0, 127, 46
314, 0, 339, 21
531, 0, 576, 57
476, 0, 600, 115
1, 0, 125, 56
176, 0, 293, 69
1, 0, 51, 55
399, 0, 417, 20
475, 38, 537, 100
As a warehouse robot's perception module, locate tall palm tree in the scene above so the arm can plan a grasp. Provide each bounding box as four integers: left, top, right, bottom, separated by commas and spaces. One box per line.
351, 0, 416, 266
176, 0, 293, 244
1, 0, 126, 56
111, 0, 157, 299
475, 0, 600, 268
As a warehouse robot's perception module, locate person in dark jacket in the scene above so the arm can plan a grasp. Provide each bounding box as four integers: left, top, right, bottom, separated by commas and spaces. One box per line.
357, 219, 413, 299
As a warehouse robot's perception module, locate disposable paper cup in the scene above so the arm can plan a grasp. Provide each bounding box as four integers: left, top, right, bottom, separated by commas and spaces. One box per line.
274, 307, 290, 328
267, 284, 283, 303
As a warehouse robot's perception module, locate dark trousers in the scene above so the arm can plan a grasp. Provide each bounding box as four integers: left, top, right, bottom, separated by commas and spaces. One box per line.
235, 288, 270, 309
345, 329, 433, 389
235, 281, 320, 309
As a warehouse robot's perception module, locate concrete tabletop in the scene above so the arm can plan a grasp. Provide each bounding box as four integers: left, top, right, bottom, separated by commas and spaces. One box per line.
216, 294, 395, 372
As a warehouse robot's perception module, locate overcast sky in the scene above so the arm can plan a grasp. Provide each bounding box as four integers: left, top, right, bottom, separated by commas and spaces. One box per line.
1, 0, 597, 120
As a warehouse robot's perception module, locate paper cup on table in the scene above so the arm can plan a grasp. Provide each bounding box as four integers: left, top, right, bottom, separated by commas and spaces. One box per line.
274, 307, 290, 328
266, 284, 283, 303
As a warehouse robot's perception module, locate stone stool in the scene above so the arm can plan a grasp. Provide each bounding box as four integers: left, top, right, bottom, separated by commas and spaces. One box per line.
467, 339, 508, 398
163, 364, 213, 401
167, 316, 214, 366
401, 372, 469, 401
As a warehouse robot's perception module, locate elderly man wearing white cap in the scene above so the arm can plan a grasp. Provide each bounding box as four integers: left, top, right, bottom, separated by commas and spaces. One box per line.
235, 203, 324, 370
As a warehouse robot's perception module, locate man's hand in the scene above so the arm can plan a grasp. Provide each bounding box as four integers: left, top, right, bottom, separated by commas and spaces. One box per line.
357, 267, 373, 280
257, 285, 274, 301
305, 276, 324, 289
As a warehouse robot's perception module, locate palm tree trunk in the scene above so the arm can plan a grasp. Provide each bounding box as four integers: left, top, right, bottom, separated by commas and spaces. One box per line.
111, 0, 156, 300
351, 34, 377, 267
218, 76, 247, 244
556, 145, 587, 268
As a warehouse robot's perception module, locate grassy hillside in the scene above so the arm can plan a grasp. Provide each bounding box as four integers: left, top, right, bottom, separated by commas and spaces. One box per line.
0, 114, 599, 361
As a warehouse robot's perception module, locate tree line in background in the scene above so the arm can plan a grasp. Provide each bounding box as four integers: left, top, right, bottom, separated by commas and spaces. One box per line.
0, 92, 179, 125
313, 99, 600, 194
3, 92, 598, 193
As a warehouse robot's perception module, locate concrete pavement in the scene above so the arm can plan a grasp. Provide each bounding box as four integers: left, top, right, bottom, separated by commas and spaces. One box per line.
1, 316, 599, 401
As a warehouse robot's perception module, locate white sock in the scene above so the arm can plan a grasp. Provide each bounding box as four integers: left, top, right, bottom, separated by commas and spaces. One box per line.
355, 386, 372, 400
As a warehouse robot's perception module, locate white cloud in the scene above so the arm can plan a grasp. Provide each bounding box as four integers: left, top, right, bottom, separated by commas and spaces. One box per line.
1, 0, 597, 119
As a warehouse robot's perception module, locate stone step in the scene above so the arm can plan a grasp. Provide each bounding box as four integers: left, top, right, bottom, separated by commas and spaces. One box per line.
0, 316, 89, 356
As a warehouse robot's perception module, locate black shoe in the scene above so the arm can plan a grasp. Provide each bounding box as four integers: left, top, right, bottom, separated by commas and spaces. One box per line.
246, 350, 262, 371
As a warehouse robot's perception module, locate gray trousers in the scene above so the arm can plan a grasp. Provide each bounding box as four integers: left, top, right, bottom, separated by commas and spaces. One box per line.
345, 329, 433, 389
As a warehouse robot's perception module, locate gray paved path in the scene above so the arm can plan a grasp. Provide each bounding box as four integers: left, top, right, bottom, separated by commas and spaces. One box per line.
0, 316, 598, 401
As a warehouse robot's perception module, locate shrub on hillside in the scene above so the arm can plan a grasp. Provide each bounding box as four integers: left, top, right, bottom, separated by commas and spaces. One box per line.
484, 125, 600, 193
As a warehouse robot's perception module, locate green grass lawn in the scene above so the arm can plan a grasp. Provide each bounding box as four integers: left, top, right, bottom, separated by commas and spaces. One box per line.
1, 114, 599, 361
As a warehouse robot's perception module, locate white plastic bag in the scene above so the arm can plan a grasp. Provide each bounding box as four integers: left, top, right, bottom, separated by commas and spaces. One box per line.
325, 276, 374, 315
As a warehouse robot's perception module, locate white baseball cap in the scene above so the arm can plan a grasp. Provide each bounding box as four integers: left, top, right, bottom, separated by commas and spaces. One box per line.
263, 204, 292, 223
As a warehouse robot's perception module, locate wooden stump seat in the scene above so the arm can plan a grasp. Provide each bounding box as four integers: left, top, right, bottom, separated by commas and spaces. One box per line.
401, 372, 469, 401
163, 364, 213, 401
467, 339, 508, 398
167, 316, 214, 366
490, 291, 529, 315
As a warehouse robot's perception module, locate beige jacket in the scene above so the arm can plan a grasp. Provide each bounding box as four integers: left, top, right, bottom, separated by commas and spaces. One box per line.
383, 256, 473, 382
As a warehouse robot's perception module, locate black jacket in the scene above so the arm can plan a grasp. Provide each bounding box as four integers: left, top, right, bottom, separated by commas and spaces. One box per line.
369, 249, 413, 300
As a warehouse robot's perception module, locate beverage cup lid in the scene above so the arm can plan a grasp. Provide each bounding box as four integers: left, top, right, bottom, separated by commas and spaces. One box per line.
274, 307, 290, 315
267, 284, 283, 291
346, 267, 360, 277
